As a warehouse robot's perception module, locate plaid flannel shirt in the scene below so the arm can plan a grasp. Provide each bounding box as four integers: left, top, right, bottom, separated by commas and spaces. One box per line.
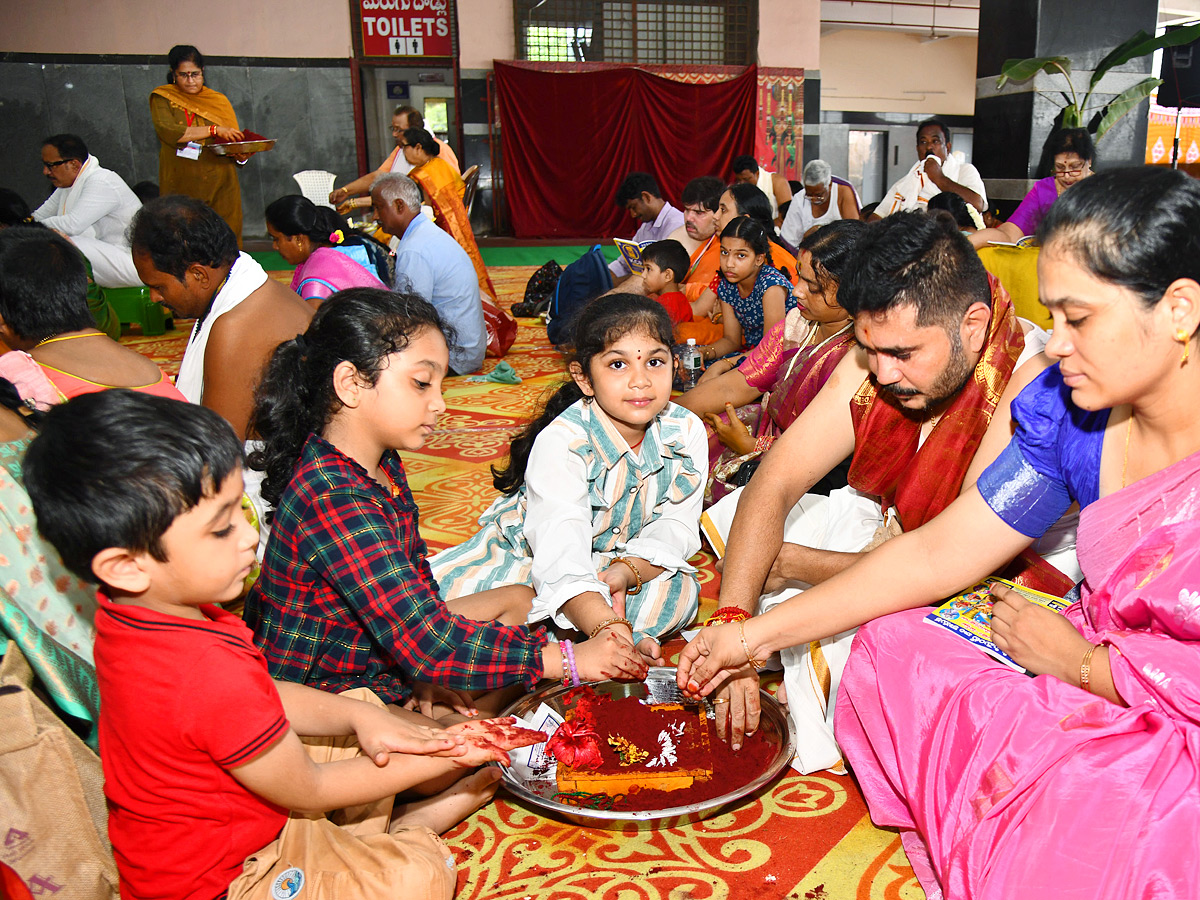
244, 434, 547, 702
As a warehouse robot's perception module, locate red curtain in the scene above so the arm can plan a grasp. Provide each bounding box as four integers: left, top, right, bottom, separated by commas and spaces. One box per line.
495, 62, 756, 239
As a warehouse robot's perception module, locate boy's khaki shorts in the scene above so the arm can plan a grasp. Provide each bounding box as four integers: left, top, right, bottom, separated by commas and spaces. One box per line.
226, 689, 457, 900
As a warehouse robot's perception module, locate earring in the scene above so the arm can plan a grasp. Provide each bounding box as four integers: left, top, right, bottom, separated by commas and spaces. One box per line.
1177, 328, 1192, 365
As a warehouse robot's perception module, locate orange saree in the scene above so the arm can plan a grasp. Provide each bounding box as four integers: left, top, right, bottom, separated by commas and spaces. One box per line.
409, 157, 516, 357
409, 158, 495, 301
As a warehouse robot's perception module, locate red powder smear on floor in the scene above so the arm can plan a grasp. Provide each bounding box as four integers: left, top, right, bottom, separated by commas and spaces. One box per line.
556, 687, 778, 812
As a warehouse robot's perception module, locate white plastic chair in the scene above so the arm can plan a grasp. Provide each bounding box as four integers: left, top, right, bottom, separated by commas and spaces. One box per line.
292, 170, 338, 209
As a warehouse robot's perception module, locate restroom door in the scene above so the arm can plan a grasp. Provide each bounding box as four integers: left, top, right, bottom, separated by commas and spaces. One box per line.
848, 130, 888, 207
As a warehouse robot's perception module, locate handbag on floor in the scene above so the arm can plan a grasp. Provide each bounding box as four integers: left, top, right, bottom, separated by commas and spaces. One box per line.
0, 641, 118, 900
512, 260, 561, 317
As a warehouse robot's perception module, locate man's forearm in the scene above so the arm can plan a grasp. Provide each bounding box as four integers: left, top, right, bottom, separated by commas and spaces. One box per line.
936, 177, 984, 211
777, 544, 863, 587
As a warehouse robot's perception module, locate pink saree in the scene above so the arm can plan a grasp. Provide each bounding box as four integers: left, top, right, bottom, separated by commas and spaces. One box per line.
835, 449, 1200, 899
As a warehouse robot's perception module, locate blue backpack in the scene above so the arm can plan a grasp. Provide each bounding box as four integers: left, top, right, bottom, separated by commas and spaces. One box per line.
547, 244, 610, 345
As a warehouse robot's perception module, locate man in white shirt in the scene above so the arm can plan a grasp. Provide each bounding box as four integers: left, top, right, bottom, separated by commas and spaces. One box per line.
608, 172, 685, 283
33, 134, 143, 288
870, 117, 986, 220
732, 154, 793, 227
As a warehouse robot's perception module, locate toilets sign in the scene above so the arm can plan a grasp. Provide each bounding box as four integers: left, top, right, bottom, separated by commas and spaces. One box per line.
360, 0, 453, 58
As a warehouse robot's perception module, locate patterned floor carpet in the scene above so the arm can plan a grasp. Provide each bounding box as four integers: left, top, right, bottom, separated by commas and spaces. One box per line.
123, 266, 922, 900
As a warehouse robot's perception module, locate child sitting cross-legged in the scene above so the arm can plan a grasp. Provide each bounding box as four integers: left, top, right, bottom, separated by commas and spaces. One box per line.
23, 390, 545, 900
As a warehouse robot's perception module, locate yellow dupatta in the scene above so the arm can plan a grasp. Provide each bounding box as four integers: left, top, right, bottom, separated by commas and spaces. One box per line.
150, 84, 239, 130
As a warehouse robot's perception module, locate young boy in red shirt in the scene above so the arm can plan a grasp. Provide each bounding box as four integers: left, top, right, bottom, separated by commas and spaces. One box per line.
23, 391, 542, 900
640, 239, 693, 326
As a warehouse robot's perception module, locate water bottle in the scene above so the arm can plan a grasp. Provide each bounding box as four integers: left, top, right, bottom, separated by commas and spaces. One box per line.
680, 339, 703, 390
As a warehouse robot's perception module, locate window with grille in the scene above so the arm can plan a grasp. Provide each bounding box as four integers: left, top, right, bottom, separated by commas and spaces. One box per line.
515, 0, 756, 66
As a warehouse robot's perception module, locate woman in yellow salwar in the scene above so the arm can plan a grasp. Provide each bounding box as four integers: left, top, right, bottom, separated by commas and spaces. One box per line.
149, 45, 247, 244
400, 127, 498, 302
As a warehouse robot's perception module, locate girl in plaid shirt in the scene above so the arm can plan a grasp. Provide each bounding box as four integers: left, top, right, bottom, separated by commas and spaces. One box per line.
244, 289, 647, 728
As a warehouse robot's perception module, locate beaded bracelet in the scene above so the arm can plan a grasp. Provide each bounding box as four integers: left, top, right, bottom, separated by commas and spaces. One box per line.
589, 616, 634, 639
1080, 643, 1099, 693
610, 556, 643, 596
739, 621, 765, 672
753, 434, 774, 454
703, 606, 750, 627
562, 639, 581, 687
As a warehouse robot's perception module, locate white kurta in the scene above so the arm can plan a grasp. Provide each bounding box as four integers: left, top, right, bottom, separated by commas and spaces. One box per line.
33, 156, 143, 288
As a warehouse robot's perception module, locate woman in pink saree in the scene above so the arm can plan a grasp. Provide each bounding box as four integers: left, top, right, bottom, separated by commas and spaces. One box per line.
677, 167, 1200, 898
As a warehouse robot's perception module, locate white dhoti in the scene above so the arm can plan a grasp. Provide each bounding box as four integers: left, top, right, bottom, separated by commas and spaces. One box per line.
703, 484, 1081, 776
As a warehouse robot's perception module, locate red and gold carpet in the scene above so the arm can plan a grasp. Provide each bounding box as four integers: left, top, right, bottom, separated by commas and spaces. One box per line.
122, 265, 922, 900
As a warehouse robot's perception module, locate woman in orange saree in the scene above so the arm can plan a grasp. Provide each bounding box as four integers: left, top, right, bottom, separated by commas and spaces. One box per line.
401, 128, 496, 302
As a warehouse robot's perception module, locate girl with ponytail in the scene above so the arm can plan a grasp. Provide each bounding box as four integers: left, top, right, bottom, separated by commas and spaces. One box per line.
264, 195, 391, 306
244, 288, 645, 720
431, 294, 707, 665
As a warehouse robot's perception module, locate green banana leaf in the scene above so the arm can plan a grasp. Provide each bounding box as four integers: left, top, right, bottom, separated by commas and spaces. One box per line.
1089, 23, 1200, 90
1095, 76, 1163, 139
996, 56, 1072, 90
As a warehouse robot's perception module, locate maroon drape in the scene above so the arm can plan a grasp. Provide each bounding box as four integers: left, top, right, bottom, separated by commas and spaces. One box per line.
495, 62, 756, 239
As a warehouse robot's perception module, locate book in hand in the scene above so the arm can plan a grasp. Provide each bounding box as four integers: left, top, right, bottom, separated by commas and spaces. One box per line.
923, 577, 1071, 673
613, 238, 652, 273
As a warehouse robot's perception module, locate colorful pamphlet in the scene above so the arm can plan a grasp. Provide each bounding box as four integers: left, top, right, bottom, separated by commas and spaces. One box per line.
923, 577, 1070, 673
613, 238, 651, 273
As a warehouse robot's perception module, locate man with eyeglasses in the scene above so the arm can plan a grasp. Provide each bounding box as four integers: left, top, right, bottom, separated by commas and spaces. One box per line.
331, 105, 459, 213
870, 117, 986, 221
780, 159, 862, 247
33, 133, 144, 288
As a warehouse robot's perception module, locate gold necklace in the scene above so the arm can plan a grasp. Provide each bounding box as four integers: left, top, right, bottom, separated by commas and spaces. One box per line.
34, 330, 103, 348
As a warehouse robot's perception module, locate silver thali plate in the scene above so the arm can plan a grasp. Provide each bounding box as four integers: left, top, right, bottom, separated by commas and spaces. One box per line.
497, 666, 795, 828
209, 139, 276, 156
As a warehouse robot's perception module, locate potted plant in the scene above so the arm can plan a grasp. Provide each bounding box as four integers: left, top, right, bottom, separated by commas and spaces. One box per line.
996, 23, 1200, 140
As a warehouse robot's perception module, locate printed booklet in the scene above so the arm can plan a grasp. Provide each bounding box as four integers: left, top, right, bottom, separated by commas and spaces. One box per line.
924, 577, 1071, 673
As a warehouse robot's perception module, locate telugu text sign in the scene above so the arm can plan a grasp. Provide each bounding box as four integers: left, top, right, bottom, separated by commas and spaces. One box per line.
360, 0, 452, 58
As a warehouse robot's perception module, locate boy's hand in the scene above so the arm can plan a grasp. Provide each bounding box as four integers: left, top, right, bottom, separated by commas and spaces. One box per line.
445, 717, 548, 767
353, 704, 466, 766
406, 681, 479, 719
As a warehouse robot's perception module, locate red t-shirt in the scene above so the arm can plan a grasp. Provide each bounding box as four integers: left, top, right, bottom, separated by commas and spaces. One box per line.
94, 597, 290, 900
654, 290, 693, 326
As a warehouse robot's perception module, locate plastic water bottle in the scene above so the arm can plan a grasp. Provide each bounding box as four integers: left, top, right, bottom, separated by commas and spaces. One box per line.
680, 339, 703, 390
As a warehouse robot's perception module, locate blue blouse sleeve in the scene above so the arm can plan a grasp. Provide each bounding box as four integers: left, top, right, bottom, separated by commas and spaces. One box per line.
977, 365, 1079, 537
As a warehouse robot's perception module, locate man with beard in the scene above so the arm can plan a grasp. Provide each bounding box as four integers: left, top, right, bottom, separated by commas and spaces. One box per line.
699, 211, 1076, 772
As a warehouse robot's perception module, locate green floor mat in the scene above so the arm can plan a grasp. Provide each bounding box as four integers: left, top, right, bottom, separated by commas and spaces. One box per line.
479, 244, 619, 267
251, 246, 619, 274
248, 250, 292, 272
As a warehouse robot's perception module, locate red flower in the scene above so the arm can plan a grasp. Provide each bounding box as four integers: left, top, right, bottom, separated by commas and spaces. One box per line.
546, 720, 603, 769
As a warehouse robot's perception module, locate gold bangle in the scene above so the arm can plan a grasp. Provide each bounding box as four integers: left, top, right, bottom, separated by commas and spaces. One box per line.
610, 556, 643, 596
589, 616, 634, 639
739, 620, 764, 672
1080, 643, 1099, 693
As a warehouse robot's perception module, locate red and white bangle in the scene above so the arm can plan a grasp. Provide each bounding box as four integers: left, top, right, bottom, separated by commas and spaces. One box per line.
703, 606, 751, 626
